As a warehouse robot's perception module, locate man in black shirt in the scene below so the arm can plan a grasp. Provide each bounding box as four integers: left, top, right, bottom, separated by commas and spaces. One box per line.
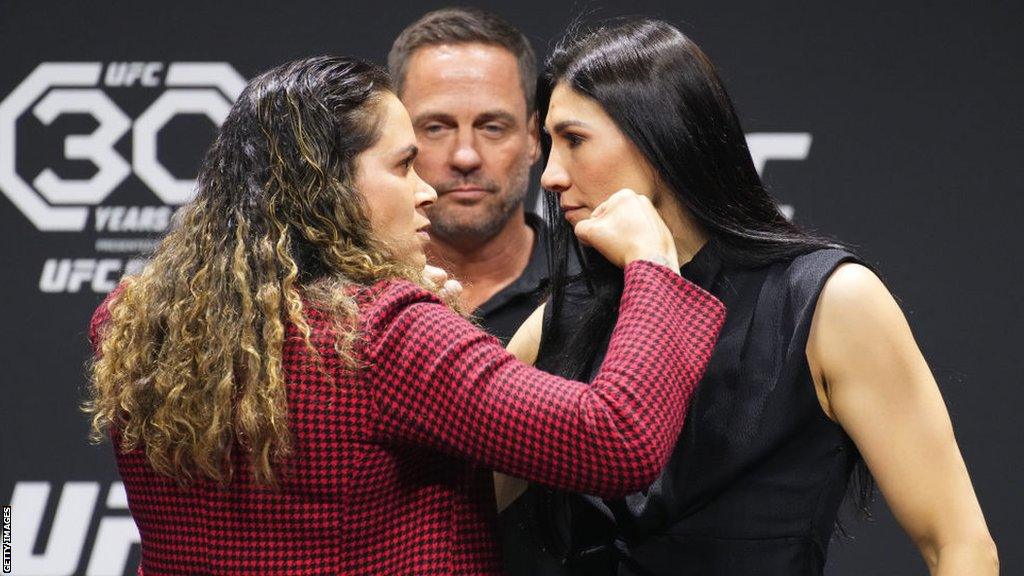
389, 10, 566, 575
388, 7, 547, 344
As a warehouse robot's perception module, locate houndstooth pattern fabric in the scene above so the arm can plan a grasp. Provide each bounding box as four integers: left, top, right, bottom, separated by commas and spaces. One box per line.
90, 260, 724, 575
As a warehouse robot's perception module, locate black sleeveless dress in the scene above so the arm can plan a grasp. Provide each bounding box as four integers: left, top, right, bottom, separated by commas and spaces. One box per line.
500, 242, 866, 576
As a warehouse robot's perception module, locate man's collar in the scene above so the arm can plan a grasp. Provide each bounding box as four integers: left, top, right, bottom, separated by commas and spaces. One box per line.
475, 211, 550, 315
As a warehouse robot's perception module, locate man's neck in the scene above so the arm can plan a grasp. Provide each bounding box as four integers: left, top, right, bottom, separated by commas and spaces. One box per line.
426, 211, 536, 311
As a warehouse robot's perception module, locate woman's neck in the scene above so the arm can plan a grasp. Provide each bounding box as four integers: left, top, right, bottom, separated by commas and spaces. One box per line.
656, 193, 708, 267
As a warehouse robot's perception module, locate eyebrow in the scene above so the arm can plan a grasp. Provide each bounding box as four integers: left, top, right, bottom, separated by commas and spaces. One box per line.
545, 119, 591, 134
475, 110, 518, 125
395, 144, 418, 160
413, 111, 455, 125
412, 110, 519, 126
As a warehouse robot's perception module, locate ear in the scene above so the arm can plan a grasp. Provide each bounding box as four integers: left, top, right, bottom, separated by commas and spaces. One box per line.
527, 111, 541, 164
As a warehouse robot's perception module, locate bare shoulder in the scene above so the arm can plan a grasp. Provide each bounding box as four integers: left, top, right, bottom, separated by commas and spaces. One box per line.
811, 262, 907, 340
810, 259, 930, 409
818, 262, 889, 309
814, 260, 899, 329
807, 262, 918, 416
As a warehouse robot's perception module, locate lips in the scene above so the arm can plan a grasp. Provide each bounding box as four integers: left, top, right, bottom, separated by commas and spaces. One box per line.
442, 187, 490, 202
561, 205, 587, 224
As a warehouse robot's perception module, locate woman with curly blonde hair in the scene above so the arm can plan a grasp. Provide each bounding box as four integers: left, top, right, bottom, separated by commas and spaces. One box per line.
85, 55, 725, 574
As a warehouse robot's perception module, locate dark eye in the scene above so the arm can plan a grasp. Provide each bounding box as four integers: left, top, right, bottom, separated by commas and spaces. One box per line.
421, 123, 445, 137
482, 123, 507, 136
401, 156, 415, 171
564, 133, 584, 148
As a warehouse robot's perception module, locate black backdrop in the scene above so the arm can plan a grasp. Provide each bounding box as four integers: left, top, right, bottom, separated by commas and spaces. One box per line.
1, 1, 1020, 574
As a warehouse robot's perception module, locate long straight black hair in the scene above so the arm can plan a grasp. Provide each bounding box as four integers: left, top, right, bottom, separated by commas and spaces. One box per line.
537, 18, 842, 383
533, 18, 871, 554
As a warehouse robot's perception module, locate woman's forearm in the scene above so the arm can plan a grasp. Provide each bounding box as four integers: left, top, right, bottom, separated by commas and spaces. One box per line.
365, 261, 724, 497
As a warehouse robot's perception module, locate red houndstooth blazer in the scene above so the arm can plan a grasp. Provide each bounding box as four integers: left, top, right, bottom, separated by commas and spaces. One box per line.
89, 260, 725, 575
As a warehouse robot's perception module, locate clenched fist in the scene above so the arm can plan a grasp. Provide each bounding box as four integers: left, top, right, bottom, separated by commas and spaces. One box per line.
573, 188, 680, 271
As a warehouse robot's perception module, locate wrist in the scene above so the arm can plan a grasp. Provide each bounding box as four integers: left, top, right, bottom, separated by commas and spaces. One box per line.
627, 252, 680, 274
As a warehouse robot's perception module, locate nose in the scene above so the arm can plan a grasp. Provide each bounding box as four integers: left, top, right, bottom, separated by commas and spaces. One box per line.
414, 171, 437, 209
540, 154, 570, 194
449, 127, 483, 175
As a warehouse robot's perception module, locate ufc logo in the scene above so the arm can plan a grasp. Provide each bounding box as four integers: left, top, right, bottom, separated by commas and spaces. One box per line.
0, 62, 245, 231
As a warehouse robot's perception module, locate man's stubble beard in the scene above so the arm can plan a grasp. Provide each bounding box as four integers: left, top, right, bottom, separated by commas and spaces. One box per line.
426, 154, 533, 246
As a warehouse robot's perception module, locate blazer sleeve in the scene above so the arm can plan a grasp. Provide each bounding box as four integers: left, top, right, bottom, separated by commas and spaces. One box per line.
361, 260, 726, 498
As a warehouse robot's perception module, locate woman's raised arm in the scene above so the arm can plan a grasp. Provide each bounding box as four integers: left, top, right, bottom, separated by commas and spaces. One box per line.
362, 259, 723, 498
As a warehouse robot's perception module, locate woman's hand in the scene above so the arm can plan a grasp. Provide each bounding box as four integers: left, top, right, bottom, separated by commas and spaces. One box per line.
422, 264, 463, 301
573, 188, 680, 271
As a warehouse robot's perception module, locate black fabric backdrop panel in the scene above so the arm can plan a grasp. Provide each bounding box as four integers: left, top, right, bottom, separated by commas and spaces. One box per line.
1, 1, 1020, 574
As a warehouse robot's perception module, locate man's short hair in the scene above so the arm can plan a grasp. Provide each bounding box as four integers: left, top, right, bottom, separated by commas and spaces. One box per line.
388, 7, 537, 113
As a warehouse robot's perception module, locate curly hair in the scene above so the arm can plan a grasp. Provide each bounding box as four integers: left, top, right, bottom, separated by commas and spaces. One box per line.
85, 56, 445, 486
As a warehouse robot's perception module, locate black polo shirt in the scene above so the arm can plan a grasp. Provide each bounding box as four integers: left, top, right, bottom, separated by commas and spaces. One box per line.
474, 212, 550, 345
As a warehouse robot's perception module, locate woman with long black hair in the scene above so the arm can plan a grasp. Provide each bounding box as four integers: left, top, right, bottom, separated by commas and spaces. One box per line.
498, 19, 997, 576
